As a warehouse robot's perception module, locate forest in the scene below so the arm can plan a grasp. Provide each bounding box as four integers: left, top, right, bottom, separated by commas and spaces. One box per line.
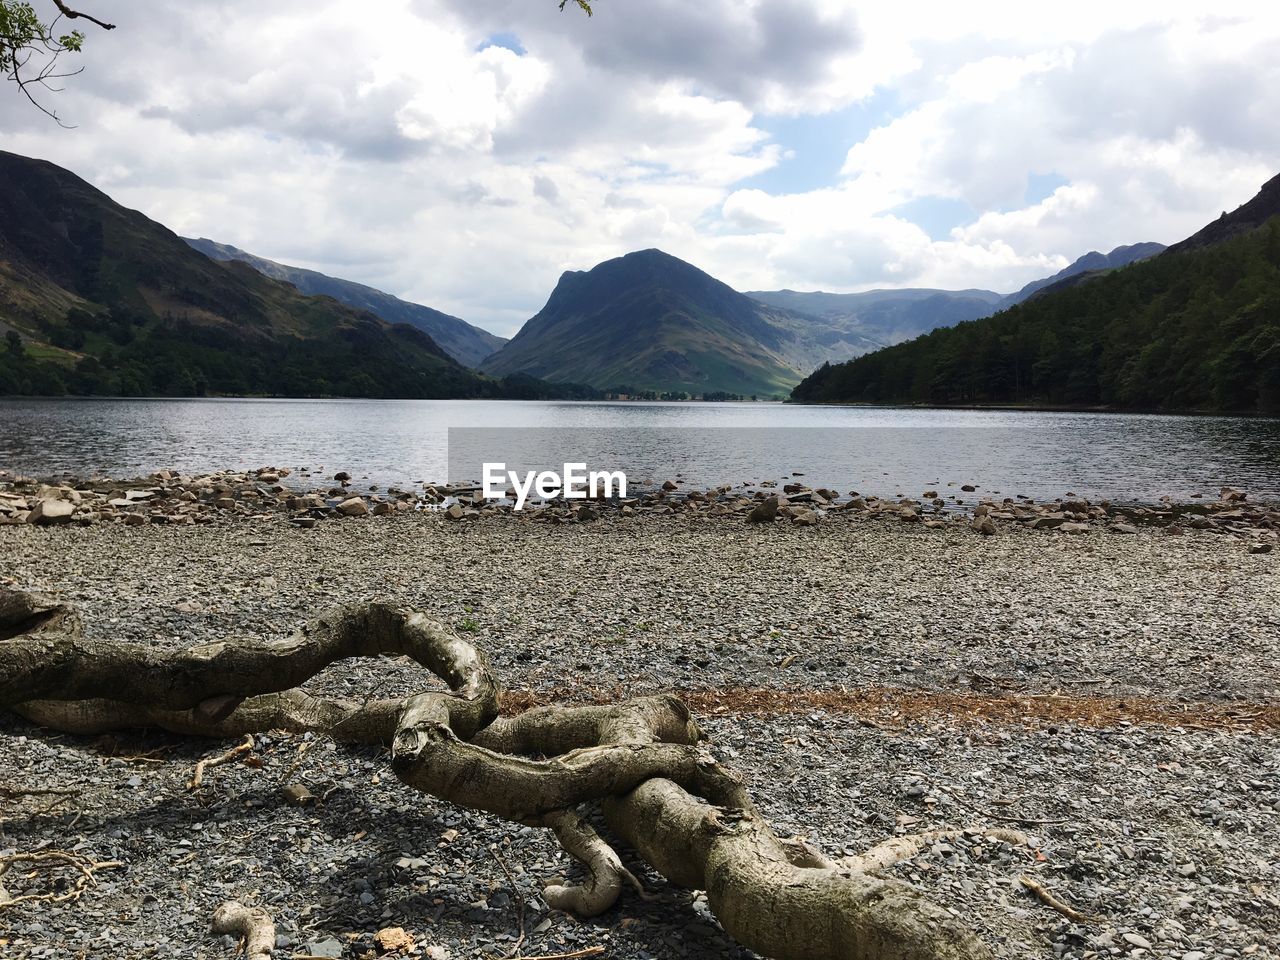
792, 218, 1280, 414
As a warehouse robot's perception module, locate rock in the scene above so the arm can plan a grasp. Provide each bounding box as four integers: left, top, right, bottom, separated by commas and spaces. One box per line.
746, 496, 779, 523
304, 939, 344, 959
1031, 515, 1065, 529
970, 515, 997, 536
899, 507, 920, 522
791, 510, 818, 526
333, 471, 351, 482
1058, 522, 1091, 534
576, 505, 598, 522
374, 927, 415, 954
337, 496, 368, 517
281, 783, 315, 806
1110, 522, 1140, 535
371, 501, 394, 516
1249, 542, 1273, 554
291, 516, 317, 529
446, 503, 465, 520
123, 512, 147, 526
961, 484, 977, 492
27, 499, 76, 525
1122, 932, 1152, 950
662, 480, 679, 491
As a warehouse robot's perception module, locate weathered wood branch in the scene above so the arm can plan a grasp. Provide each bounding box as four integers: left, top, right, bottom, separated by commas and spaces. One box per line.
1, 588, 993, 960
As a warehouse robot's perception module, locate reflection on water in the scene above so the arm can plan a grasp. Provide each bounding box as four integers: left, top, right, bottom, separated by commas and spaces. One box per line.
0, 397, 1278, 503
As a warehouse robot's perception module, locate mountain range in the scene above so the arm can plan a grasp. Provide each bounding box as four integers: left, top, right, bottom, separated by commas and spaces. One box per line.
792, 173, 1280, 414
183, 237, 506, 368
0, 151, 583, 399
2, 147, 1242, 405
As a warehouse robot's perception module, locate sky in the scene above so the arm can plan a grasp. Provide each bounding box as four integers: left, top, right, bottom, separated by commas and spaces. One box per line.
4, 0, 1280, 337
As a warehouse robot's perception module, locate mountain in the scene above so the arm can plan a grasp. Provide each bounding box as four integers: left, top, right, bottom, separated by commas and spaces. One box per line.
480, 248, 883, 397
998, 242, 1166, 307
0, 151, 590, 399
747, 288, 1004, 346
1165, 172, 1280, 254
791, 175, 1280, 414
183, 237, 505, 368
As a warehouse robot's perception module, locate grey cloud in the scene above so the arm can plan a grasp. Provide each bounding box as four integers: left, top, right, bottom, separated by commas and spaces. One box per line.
450, 0, 862, 113
532, 174, 559, 203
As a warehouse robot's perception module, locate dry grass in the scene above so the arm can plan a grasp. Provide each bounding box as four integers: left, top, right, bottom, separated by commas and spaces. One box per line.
501, 685, 1280, 732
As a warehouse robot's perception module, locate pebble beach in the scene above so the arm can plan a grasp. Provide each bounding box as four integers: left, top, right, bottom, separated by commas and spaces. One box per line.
2, 503, 1278, 959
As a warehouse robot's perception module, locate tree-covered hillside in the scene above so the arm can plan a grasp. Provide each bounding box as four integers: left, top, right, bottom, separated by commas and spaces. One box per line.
792, 218, 1280, 414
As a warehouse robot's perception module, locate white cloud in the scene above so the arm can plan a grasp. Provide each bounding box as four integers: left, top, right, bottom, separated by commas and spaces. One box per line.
2, 0, 1279, 337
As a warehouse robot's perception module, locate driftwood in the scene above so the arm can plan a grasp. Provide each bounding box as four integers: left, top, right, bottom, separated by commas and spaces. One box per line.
1, 588, 1000, 960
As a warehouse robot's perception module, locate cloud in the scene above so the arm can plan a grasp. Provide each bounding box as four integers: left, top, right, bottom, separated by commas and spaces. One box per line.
2, 0, 1279, 338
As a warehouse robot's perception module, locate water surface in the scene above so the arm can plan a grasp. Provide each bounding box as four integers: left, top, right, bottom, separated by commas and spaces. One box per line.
1, 398, 1277, 503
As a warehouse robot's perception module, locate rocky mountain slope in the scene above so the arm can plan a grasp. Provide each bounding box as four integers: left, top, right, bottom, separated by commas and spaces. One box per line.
481, 249, 882, 396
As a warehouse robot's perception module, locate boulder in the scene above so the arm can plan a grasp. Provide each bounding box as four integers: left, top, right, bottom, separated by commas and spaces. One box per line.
791, 510, 818, 526
337, 497, 368, 517
746, 496, 779, 523
27, 499, 76, 525
1058, 522, 1092, 535
1109, 522, 1140, 535
970, 515, 997, 536
445, 503, 465, 520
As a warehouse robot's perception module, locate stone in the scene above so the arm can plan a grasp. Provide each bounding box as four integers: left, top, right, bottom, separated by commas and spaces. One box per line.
291, 516, 317, 529
1249, 542, 1273, 554
281, 783, 315, 807
971, 515, 997, 536
446, 503, 465, 520
371, 501, 394, 516
1058, 522, 1091, 534
27, 499, 76, 525
961, 484, 977, 492
662, 480, 678, 491
1110, 522, 1140, 535
303, 939, 344, 959
1122, 933, 1152, 950
791, 510, 818, 526
374, 928, 415, 954
746, 496, 779, 523
333, 471, 351, 482
337, 497, 368, 517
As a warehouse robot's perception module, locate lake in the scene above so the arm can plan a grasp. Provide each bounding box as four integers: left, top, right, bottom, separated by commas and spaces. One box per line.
1, 398, 1278, 503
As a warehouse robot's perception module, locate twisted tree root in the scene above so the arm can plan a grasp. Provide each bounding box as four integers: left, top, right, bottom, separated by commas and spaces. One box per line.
1, 589, 997, 960
210, 900, 275, 959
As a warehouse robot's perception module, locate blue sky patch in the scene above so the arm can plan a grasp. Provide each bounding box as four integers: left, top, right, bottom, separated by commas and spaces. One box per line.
1025, 170, 1069, 205
887, 196, 978, 241
738, 91, 900, 195
478, 32, 526, 56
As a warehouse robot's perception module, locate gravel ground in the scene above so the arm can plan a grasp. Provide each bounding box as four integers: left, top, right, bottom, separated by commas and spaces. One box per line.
1, 514, 1277, 959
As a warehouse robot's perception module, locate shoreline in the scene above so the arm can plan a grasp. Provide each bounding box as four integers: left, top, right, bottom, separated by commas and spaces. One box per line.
2, 467, 1276, 551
